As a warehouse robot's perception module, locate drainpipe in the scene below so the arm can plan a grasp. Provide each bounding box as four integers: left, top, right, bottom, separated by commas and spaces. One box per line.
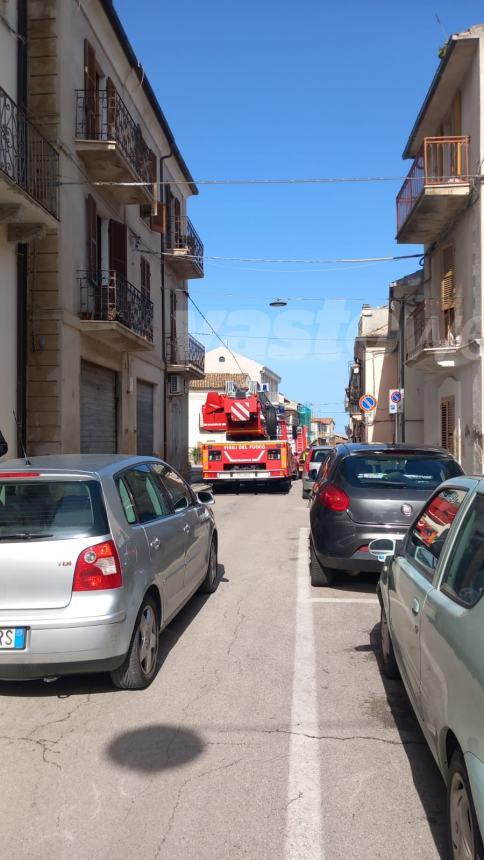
160, 148, 172, 461
16, 0, 28, 456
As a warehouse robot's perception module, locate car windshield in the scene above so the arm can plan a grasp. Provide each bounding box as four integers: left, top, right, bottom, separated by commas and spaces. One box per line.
311, 450, 330, 463
340, 454, 462, 489
0, 479, 109, 540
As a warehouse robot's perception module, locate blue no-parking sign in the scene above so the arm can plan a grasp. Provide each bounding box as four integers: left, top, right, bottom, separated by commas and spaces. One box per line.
359, 393, 377, 413
389, 389, 404, 414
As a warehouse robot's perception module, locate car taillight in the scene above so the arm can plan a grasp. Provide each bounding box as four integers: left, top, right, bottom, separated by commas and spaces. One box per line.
305, 457, 311, 474
318, 483, 349, 512
73, 540, 122, 591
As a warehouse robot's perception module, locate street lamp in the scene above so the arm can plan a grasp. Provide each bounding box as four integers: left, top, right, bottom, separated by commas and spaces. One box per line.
269, 298, 287, 307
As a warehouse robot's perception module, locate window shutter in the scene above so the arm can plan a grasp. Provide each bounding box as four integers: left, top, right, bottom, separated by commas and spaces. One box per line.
165, 185, 173, 244
86, 195, 97, 280
106, 77, 117, 138
151, 202, 166, 234
140, 258, 151, 299
174, 196, 182, 246
109, 220, 127, 277
441, 246, 455, 311
84, 39, 97, 138
441, 396, 456, 455
170, 289, 177, 340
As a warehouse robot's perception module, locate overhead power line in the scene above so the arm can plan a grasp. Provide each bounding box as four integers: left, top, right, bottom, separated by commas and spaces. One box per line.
57, 173, 481, 187
166, 252, 423, 265
193, 332, 355, 342
186, 294, 246, 375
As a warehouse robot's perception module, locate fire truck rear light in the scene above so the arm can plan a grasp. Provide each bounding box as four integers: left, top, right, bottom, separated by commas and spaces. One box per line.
318, 483, 349, 512
73, 540, 122, 591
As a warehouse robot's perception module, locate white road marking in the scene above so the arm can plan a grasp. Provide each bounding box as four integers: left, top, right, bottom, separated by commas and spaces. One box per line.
305, 597, 379, 605
285, 527, 324, 860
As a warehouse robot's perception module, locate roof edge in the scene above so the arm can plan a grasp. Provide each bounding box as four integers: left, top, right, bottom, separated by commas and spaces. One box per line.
402, 38, 457, 159
99, 0, 198, 195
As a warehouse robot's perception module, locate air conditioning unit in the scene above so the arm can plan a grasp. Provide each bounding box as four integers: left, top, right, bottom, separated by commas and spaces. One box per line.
168, 374, 186, 395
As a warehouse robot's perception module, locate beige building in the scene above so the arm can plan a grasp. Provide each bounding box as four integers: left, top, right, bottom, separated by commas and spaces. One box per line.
346, 305, 398, 443
310, 417, 335, 444
0, 0, 204, 474
396, 25, 484, 472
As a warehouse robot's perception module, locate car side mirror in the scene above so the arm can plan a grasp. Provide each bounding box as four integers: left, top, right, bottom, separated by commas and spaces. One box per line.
368, 538, 396, 562
197, 490, 215, 506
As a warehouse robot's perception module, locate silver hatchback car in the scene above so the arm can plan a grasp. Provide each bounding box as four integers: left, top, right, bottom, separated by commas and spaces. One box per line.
0, 455, 218, 689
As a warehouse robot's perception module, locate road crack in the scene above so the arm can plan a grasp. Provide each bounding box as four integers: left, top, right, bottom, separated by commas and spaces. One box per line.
154, 756, 244, 858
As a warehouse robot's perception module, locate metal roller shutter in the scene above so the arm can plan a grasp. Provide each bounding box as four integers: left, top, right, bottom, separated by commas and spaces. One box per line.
80, 361, 117, 453
137, 380, 154, 455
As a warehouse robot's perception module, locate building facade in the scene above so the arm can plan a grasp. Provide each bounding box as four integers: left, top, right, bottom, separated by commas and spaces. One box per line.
0, 0, 204, 474
396, 25, 484, 472
310, 417, 335, 445
346, 305, 397, 443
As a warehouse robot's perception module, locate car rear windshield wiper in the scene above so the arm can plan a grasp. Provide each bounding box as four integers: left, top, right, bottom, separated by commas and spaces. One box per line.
0, 532, 54, 541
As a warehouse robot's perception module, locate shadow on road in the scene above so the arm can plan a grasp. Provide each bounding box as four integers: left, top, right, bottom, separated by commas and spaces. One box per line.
106, 724, 204, 773
0, 564, 228, 699
368, 622, 448, 858
327, 571, 379, 596
213, 482, 294, 496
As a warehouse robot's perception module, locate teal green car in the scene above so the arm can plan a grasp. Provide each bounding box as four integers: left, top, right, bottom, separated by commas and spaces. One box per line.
371, 476, 484, 860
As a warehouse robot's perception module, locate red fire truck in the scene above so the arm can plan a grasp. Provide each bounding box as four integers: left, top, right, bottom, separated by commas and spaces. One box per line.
200, 382, 297, 490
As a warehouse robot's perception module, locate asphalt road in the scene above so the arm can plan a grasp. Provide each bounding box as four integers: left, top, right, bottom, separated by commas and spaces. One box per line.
0, 482, 447, 859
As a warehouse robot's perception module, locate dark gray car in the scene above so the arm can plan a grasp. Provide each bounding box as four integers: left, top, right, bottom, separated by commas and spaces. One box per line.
309, 443, 464, 586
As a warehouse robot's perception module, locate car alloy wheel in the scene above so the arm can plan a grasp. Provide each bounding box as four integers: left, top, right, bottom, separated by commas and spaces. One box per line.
138, 604, 158, 677
450, 770, 475, 859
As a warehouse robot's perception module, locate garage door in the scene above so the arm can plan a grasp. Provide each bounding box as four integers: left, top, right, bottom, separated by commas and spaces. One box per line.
137, 380, 154, 456
80, 361, 117, 453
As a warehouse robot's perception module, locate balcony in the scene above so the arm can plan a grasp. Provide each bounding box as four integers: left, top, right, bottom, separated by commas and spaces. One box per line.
79, 270, 154, 350
345, 362, 362, 415
165, 334, 205, 378
396, 136, 470, 244
164, 216, 204, 279
0, 87, 59, 239
75, 89, 155, 205
405, 301, 477, 371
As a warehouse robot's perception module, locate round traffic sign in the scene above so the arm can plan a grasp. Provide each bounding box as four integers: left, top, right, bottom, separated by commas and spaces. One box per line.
359, 394, 377, 412
390, 390, 402, 404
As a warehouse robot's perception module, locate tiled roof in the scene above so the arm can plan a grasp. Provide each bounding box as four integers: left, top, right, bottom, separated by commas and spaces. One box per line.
313, 417, 335, 425
189, 373, 251, 391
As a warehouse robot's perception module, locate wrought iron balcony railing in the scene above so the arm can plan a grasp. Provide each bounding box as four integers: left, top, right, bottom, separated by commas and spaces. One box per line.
165, 215, 204, 276
165, 333, 205, 374
0, 87, 59, 218
79, 270, 154, 343
396, 136, 470, 234
75, 88, 156, 188
406, 301, 460, 360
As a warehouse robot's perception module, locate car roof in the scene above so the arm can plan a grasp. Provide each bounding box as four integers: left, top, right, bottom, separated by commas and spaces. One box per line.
0, 454, 163, 477
333, 443, 456, 458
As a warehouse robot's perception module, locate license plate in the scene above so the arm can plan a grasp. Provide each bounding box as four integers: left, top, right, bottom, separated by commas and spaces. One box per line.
0, 628, 26, 650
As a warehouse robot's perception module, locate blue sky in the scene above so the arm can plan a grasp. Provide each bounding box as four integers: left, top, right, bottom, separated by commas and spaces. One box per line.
117, 0, 484, 431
